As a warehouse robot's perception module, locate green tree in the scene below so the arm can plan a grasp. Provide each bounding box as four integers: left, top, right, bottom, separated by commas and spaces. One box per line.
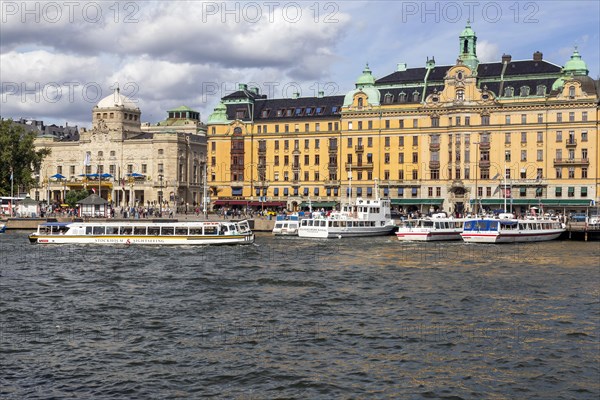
64, 190, 90, 208
0, 119, 51, 196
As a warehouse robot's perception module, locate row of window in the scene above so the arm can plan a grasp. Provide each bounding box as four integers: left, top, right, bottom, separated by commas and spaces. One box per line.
255, 105, 339, 119
95, 112, 138, 121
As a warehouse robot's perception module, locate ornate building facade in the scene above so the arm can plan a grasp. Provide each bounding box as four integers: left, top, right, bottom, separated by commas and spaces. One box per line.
31, 89, 207, 209
207, 23, 599, 214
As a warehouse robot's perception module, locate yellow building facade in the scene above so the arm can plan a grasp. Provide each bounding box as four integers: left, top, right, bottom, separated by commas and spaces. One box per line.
207, 24, 599, 215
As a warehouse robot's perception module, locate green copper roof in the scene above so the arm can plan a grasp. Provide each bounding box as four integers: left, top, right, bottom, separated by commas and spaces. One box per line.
355, 63, 376, 87
460, 20, 475, 37
563, 47, 589, 76
207, 101, 230, 124
168, 105, 197, 112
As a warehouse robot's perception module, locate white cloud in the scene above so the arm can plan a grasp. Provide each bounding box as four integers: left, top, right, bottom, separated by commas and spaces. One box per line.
477, 40, 500, 63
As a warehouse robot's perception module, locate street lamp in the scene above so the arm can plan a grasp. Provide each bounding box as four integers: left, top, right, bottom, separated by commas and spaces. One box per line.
158, 174, 164, 216
473, 142, 480, 216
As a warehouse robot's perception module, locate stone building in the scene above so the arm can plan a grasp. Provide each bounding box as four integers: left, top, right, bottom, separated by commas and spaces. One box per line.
31, 89, 207, 210
207, 23, 599, 215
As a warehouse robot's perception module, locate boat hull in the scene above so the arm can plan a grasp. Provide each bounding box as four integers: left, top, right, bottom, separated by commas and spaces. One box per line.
396, 230, 462, 241
297, 225, 395, 238
29, 234, 255, 245
460, 230, 564, 243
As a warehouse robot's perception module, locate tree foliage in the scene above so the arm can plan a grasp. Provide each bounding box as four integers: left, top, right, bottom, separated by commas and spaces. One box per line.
0, 119, 51, 196
65, 190, 90, 207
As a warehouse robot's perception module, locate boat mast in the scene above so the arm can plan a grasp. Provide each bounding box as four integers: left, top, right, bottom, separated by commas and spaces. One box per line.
202, 162, 208, 219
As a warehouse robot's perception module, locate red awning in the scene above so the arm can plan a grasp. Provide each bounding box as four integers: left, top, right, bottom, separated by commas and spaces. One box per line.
248, 201, 286, 207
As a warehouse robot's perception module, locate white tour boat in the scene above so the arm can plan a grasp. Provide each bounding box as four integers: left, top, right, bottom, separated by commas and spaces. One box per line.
460, 213, 565, 243
395, 213, 464, 241
272, 215, 300, 236
297, 195, 395, 239
29, 220, 255, 245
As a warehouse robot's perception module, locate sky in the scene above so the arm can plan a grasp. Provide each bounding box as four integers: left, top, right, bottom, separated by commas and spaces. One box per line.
1, 0, 599, 129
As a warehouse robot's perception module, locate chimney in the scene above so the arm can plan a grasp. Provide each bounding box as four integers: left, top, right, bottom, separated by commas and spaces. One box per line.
317, 91, 324, 98
250, 86, 259, 95
238, 83, 248, 91
533, 51, 543, 61
501, 54, 512, 63
292, 92, 300, 99
397, 62, 407, 72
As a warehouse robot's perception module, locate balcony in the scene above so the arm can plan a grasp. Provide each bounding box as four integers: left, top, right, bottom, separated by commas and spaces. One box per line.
345, 163, 373, 170
508, 178, 547, 186
328, 146, 338, 153
328, 163, 338, 169
565, 139, 577, 147
324, 180, 340, 187
478, 160, 490, 168
254, 181, 270, 188
292, 163, 301, 170
479, 142, 491, 150
258, 146, 267, 154
429, 143, 440, 151
429, 161, 440, 169
553, 158, 589, 166
355, 145, 364, 152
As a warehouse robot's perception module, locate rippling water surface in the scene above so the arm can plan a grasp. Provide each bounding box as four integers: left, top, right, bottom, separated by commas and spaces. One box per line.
1, 231, 599, 399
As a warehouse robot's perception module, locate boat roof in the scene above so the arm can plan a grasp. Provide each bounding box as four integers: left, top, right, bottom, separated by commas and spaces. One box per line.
40, 220, 249, 227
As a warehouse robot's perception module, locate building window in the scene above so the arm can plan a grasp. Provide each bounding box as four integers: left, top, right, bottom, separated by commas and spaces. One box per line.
568, 186, 575, 197
521, 132, 527, 143
505, 133, 511, 144
569, 86, 575, 98
413, 119, 418, 128
582, 111, 588, 121
357, 121, 363, 130
582, 168, 588, 179
481, 115, 490, 125
412, 152, 418, 163
315, 155, 320, 165
536, 168, 543, 179
504, 87, 514, 97
412, 170, 418, 180
274, 156, 279, 166
555, 167, 562, 179
384, 153, 390, 164
384, 137, 390, 147
465, 116, 470, 126
536, 131, 543, 143
536, 85, 546, 96
456, 90, 464, 101
581, 131, 588, 142
569, 112, 575, 122
505, 115, 511, 124
519, 87, 530, 97
368, 137, 373, 147
521, 150, 527, 161
521, 114, 527, 124
431, 116, 439, 127
556, 112, 562, 122
556, 131, 562, 142
537, 150, 543, 161
505, 151, 511, 162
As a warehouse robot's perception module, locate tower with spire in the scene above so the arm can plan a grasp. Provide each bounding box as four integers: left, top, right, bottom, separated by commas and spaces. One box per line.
458, 20, 479, 73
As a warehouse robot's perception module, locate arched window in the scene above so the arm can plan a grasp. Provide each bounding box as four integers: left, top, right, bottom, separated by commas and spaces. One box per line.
384, 93, 393, 104
520, 86, 530, 97
568, 86, 575, 97
504, 87, 514, 97
412, 91, 420, 102
357, 97, 363, 107
536, 85, 546, 96
398, 92, 407, 102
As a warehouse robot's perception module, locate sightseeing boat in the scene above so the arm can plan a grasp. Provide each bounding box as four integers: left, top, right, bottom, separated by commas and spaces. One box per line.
395, 213, 464, 241
272, 215, 300, 236
29, 220, 254, 245
0, 222, 6, 234
297, 196, 395, 239
460, 213, 565, 243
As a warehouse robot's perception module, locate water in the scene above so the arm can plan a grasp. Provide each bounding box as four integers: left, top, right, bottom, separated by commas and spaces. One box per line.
1, 231, 599, 399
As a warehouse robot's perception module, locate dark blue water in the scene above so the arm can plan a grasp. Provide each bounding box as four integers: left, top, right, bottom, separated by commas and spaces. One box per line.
1, 231, 599, 399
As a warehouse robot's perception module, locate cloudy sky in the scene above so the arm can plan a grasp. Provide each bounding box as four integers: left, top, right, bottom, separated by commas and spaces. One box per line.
1, 0, 598, 128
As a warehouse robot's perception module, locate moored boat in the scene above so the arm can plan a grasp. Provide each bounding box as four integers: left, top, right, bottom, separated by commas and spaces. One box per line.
396, 213, 464, 241
460, 213, 565, 243
297, 195, 395, 239
272, 215, 300, 236
0, 223, 6, 234
29, 220, 254, 245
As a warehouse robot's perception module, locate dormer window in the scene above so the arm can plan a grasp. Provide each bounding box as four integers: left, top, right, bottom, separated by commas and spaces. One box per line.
357, 98, 364, 107
286, 109, 293, 117
261, 109, 270, 118
398, 92, 407, 102
316, 106, 324, 115
412, 92, 420, 102
519, 86, 530, 97
305, 107, 313, 115
504, 87, 514, 97
295, 107, 303, 116
568, 86, 575, 98
536, 85, 546, 96
236, 109, 246, 119
277, 109, 284, 117
384, 93, 393, 104
331, 106, 338, 114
